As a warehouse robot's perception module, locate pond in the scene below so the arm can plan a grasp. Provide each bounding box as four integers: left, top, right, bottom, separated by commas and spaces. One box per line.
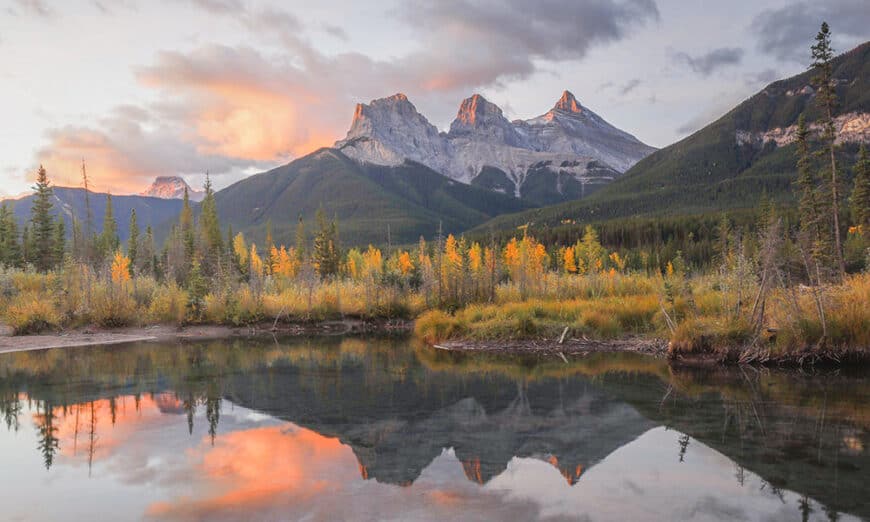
0, 336, 868, 521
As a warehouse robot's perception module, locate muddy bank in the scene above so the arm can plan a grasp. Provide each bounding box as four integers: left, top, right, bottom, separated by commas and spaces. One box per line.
432, 336, 669, 358
0, 319, 413, 354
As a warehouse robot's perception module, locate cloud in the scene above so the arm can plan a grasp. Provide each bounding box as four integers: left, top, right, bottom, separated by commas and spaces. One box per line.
30, 0, 660, 193
11, 0, 53, 17
401, 0, 660, 85
673, 47, 744, 77
750, 0, 870, 63
620, 79, 642, 95
35, 103, 266, 193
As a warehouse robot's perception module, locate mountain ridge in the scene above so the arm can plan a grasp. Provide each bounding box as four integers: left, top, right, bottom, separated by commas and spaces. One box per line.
471, 40, 870, 233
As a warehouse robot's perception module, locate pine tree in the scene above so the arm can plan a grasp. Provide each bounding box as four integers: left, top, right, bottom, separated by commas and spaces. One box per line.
199, 174, 223, 273
312, 209, 340, 278
0, 203, 21, 268
850, 146, 870, 227
99, 194, 119, 261
811, 21, 845, 277
179, 187, 195, 270
142, 225, 155, 278
53, 219, 65, 266
795, 114, 830, 271
30, 166, 57, 272
128, 209, 139, 276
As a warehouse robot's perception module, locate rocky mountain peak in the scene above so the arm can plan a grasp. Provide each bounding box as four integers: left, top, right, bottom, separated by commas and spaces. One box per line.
452, 94, 504, 128
141, 176, 204, 201
553, 90, 583, 114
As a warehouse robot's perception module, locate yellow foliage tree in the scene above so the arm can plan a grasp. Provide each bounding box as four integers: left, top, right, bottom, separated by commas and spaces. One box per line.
563, 246, 577, 273
397, 251, 414, 275
233, 233, 249, 273
111, 250, 131, 284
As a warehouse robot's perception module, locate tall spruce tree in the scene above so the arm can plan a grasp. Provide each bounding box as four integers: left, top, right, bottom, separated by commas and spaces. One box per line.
199, 175, 223, 273
312, 209, 339, 278
179, 186, 195, 269
30, 166, 57, 272
53, 219, 65, 266
850, 146, 870, 227
795, 114, 830, 270
128, 209, 139, 276
810, 21, 845, 277
99, 194, 119, 259
0, 203, 22, 268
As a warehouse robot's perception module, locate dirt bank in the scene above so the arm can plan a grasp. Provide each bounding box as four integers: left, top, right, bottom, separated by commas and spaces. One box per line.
431, 336, 669, 357
0, 319, 413, 355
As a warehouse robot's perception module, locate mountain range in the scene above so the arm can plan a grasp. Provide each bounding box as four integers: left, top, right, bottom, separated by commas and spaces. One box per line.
7, 188, 183, 244
336, 91, 655, 205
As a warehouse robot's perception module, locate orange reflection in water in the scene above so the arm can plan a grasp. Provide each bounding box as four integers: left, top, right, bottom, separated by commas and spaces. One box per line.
31, 394, 181, 464
147, 425, 360, 518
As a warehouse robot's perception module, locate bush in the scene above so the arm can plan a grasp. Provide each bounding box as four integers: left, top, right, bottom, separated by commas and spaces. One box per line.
414, 310, 462, 343
90, 284, 138, 328
2, 291, 60, 334
148, 284, 189, 325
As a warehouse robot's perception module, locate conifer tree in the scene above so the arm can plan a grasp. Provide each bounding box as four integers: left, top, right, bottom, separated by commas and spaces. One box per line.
99, 194, 119, 260
795, 114, 830, 271
199, 174, 223, 273
142, 225, 155, 278
30, 166, 57, 272
850, 145, 870, 227
811, 21, 845, 277
0, 203, 21, 268
312, 209, 340, 278
53, 219, 65, 266
128, 209, 139, 276
179, 187, 195, 269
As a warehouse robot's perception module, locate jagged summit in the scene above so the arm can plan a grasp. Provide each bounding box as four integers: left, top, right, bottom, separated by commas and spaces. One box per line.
553, 90, 583, 114
141, 176, 204, 201
335, 90, 656, 202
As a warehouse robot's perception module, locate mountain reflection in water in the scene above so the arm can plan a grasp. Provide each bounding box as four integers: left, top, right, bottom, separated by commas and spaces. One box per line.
0, 336, 867, 521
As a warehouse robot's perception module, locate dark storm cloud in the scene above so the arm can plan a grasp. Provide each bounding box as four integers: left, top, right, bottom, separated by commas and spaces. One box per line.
673, 47, 744, 77
750, 0, 870, 63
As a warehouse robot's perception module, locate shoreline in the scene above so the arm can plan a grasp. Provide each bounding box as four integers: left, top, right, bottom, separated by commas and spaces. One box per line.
0, 320, 413, 355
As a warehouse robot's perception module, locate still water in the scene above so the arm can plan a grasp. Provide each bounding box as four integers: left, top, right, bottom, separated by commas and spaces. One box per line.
0, 336, 867, 521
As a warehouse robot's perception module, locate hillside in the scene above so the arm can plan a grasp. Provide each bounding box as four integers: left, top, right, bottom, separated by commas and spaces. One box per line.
9, 188, 183, 243
472, 41, 870, 233
213, 148, 532, 247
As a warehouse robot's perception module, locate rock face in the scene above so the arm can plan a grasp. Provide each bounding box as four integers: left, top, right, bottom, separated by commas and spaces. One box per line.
140, 176, 204, 202
336, 91, 656, 203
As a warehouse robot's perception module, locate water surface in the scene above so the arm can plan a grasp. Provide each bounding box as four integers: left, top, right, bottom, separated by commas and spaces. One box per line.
0, 336, 868, 521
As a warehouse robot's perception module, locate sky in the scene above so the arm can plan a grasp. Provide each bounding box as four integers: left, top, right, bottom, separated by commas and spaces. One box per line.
0, 0, 868, 197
